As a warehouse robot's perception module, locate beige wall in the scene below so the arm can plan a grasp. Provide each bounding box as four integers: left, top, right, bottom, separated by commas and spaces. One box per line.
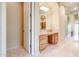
0, 3, 2, 56
6, 3, 22, 49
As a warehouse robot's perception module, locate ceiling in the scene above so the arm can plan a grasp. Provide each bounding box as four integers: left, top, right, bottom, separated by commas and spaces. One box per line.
39, 2, 57, 9
39, 3, 55, 15
59, 2, 79, 14
39, 2, 79, 14
39, 2, 58, 15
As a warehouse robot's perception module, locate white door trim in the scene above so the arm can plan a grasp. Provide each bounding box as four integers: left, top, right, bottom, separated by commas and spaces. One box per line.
31, 2, 40, 56
31, 2, 35, 56
23, 2, 31, 54
2, 2, 6, 57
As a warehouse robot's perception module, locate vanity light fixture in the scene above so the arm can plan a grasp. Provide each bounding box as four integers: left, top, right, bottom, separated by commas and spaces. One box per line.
40, 6, 49, 12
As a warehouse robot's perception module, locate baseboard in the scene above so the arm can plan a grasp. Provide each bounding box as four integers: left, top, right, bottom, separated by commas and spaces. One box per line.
7, 46, 19, 51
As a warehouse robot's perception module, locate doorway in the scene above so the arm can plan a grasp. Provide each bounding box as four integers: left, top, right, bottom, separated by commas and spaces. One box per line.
74, 14, 78, 40
6, 2, 31, 57
66, 15, 71, 37
66, 13, 78, 40
38, 2, 59, 52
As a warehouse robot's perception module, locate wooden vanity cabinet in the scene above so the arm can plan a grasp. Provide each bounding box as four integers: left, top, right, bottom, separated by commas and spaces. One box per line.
48, 34, 52, 44
39, 34, 48, 51
48, 33, 58, 44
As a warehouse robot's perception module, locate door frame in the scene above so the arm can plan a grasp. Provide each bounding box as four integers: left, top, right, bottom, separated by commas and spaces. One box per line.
20, 2, 31, 54
21, 2, 31, 54
31, 2, 40, 56
2, 2, 6, 57
20, 2, 24, 48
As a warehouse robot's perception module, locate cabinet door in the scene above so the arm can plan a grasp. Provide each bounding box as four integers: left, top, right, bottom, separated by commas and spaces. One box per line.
48, 34, 52, 44
54, 33, 58, 44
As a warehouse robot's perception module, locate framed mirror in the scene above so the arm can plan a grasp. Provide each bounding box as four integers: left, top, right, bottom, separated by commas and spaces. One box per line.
40, 15, 46, 29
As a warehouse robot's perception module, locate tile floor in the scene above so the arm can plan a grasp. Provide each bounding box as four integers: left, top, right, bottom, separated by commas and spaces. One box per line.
7, 34, 79, 57
38, 34, 79, 57
7, 48, 31, 57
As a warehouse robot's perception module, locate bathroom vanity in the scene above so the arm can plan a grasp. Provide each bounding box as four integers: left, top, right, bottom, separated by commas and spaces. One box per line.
39, 30, 48, 51
39, 30, 59, 51
39, 14, 59, 51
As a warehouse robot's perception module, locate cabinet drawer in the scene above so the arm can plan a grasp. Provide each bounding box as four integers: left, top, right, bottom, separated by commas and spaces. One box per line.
39, 35, 47, 39
40, 44, 47, 50
40, 37, 47, 40
40, 38, 47, 44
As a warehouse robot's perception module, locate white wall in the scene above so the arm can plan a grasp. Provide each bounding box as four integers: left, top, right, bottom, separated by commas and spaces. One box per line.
6, 3, 21, 49
35, 3, 40, 56
39, 3, 69, 42
40, 3, 60, 33
0, 2, 2, 56
51, 3, 60, 33
69, 13, 75, 33
78, 11, 79, 36
59, 5, 67, 41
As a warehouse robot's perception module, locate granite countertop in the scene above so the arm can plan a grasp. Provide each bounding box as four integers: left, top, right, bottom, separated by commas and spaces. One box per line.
40, 29, 58, 35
